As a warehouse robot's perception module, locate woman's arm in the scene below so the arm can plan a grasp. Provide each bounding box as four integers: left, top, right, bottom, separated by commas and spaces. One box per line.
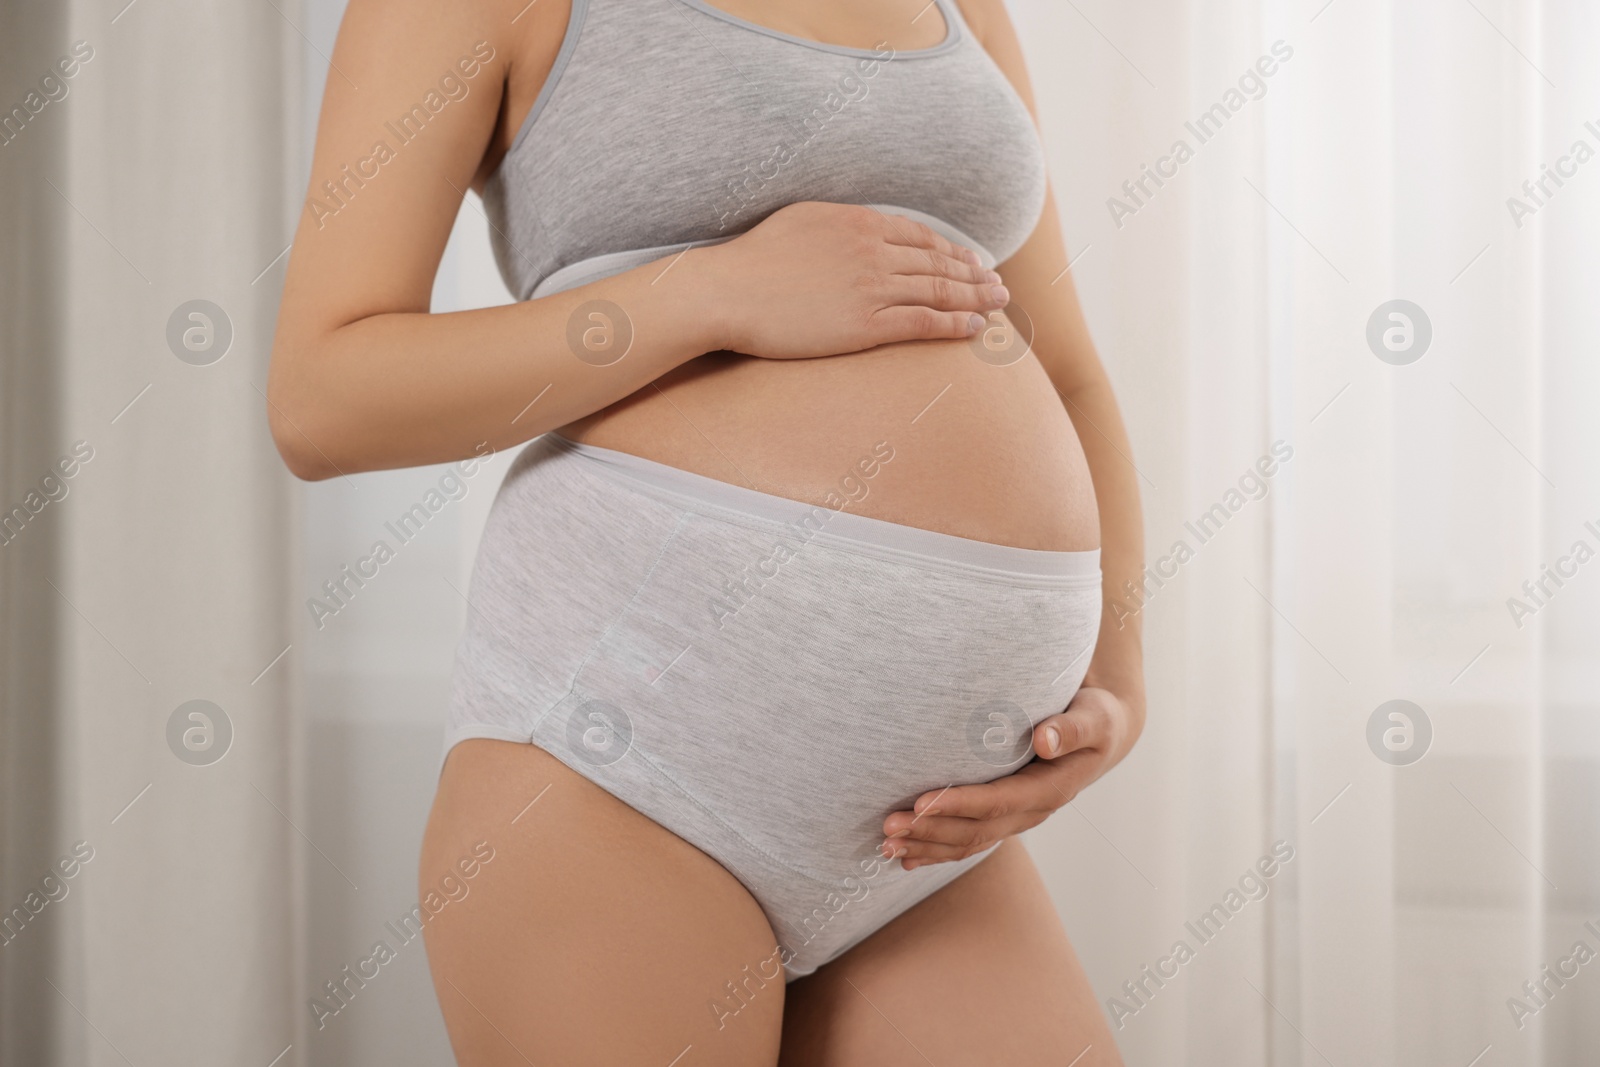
882, 0, 1147, 866
268, 0, 1006, 481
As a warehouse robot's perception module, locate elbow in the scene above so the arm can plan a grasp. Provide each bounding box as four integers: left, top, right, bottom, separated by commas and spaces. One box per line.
269, 405, 333, 482
266, 367, 338, 482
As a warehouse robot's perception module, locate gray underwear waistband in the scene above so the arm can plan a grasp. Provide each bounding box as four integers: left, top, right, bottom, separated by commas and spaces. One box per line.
545, 433, 1100, 587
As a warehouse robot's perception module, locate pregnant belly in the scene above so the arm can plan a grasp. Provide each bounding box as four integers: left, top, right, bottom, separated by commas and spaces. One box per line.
556, 319, 1100, 552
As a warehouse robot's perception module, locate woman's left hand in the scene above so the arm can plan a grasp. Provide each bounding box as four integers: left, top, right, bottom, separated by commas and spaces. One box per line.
879, 686, 1141, 870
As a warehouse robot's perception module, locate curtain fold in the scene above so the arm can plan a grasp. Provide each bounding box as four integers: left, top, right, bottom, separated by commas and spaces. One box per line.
1015, 0, 1596, 1062
1, 1, 73, 1060
1, 1, 305, 1063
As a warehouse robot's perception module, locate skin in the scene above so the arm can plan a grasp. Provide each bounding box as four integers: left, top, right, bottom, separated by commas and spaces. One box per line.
420, 740, 789, 1066
779, 837, 1119, 1065
273, 0, 1145, 1061
265, 0, 1004, 478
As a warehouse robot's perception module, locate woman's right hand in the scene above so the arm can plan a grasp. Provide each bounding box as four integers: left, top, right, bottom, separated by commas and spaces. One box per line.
698, 202, 1012, 360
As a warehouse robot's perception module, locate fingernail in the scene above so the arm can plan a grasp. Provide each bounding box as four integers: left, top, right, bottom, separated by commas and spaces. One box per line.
1043, 725, 1061, 756
963, 248, 982, 266
888, 828, 911, 839
967, 313, 985, 333
985, 270, 1002, 284
989, 285, 1009, 305
892, 846, 909, 859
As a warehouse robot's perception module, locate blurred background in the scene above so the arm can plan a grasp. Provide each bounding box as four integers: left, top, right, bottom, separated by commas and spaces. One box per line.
3, 0, 1597, 1063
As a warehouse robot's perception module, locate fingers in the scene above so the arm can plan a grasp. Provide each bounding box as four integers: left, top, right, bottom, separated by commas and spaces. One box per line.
869, 209, 979, 266
878, 816, 999, 868
913, 779, 1013, 821
861, 262, 1010, 343
879, 773, 1056, 869
884, 813, 993, 850
881, 778, 1035, 838
880, 809, 1037, 869
870, 245, 1007, 321
874, 692, 1133, 871
911, 763, 1069, 820
883, 271, 1010, 315
893, 840, 993, 869
1033, 699, 1112, 760
1033, 710, 1084, 759
863, 305, 989, 343
879, 245, 997, 287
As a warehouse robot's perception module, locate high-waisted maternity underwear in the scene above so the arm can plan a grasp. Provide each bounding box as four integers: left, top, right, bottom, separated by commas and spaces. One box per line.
444, 434, 1102, 980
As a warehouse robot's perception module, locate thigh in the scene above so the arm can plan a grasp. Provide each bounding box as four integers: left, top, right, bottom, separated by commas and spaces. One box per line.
779, 838, 1123, 1067
420, 738, 785, 1067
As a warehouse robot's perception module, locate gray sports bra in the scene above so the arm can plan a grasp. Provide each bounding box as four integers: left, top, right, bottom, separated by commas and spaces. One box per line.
481, 0, 1048, 301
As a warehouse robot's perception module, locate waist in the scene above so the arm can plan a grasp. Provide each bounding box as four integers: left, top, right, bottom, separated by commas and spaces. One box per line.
556, 329, 1099, 552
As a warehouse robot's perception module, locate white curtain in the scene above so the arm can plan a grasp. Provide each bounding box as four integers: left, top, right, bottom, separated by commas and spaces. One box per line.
1013, 0, 1600, 1062
1, 1, 305, 1064
5, 0, 1596, 1064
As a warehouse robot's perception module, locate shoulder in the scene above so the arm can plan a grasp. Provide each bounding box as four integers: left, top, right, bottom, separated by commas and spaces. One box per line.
499, 0, 578, 71
948, 0, 1036, 109
948, 0, 1012, 48
330, 0, 564, 74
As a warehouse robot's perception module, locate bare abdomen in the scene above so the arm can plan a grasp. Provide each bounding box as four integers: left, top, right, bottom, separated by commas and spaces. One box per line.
557, 318, 1099, 553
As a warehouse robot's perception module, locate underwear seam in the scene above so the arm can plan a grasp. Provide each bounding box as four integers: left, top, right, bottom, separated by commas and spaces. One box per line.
526, 509, 693, 737
517, 497, 886, 893
519, 668, 852, 894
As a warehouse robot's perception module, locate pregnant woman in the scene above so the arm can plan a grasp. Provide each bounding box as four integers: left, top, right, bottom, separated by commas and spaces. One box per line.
268, 0, 1145, 1062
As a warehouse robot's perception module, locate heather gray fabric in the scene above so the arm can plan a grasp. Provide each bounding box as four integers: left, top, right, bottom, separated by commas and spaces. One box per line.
480, 0, 1049, 300
445, 435, 1101, 979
